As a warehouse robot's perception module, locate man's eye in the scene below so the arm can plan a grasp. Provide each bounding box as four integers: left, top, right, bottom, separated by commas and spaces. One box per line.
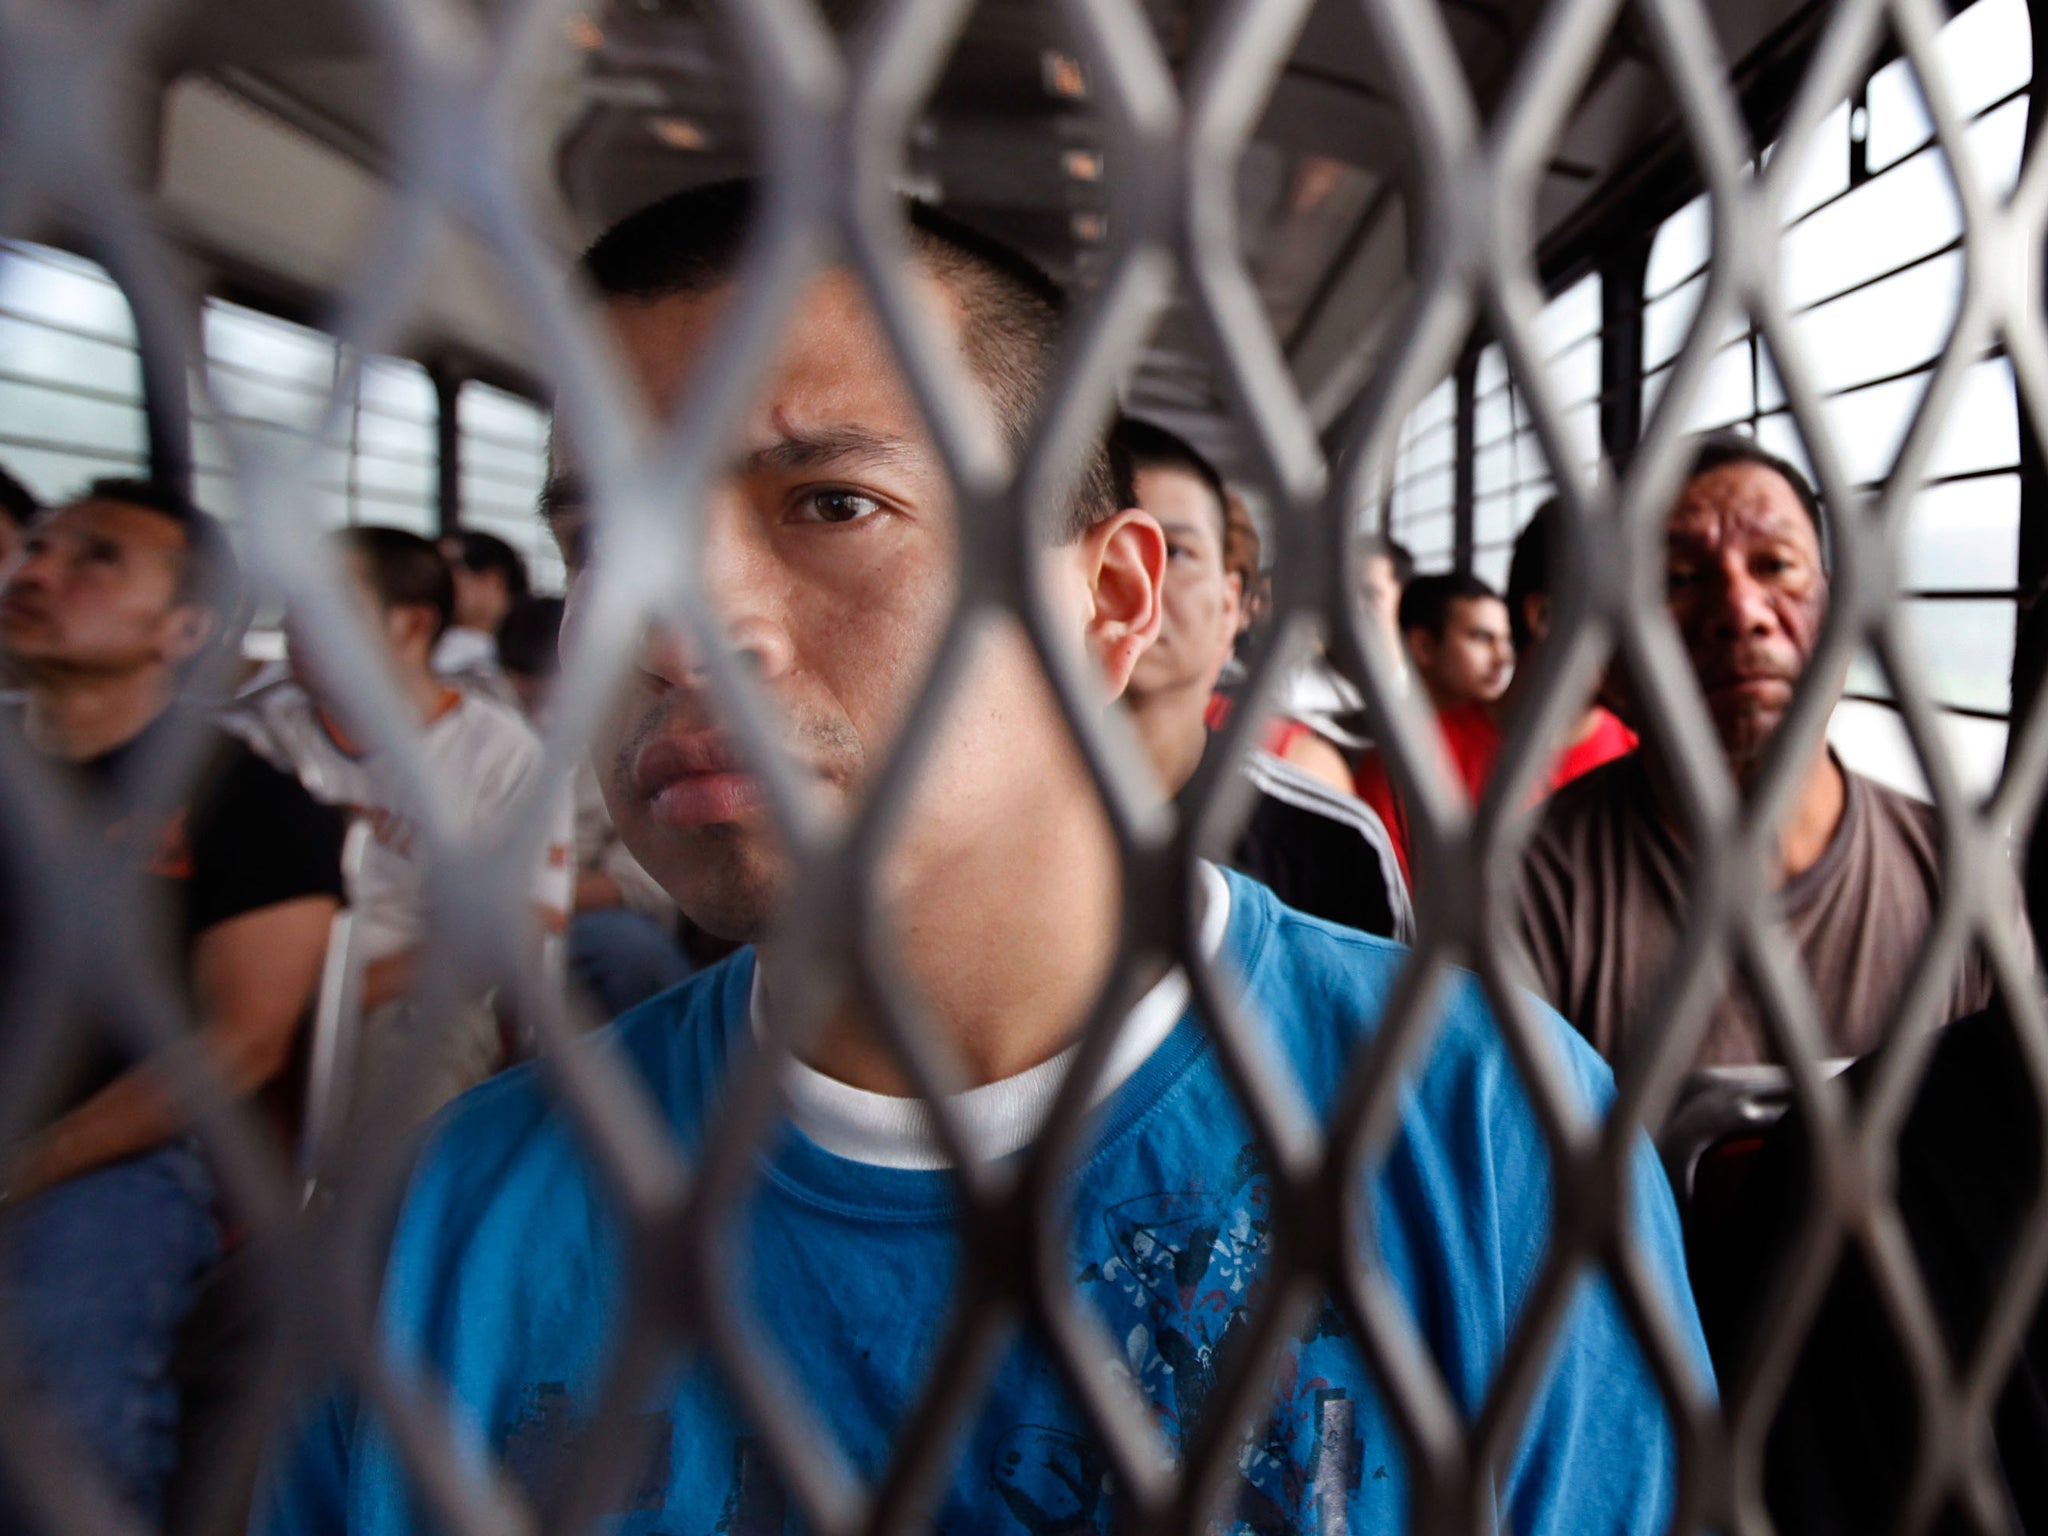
794, 489, 885, 525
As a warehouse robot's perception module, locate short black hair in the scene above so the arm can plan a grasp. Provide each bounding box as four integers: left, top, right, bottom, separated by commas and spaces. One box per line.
0, 464, 37, 529
78, 476, 239, 614
449, 529, 530, 603
338, 526, 455, 641
1506, 498, 1562, 655
579, 177, 1117, 541
496, 594, 565, 680
1380, 537, 1415, 585
1682, 430, 1826, 542
1398, 571, 1503, 639
1108, 416, 1229, 537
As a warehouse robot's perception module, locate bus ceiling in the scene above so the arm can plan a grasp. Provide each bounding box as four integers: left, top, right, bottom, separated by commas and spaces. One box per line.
40, 0, 1902, 474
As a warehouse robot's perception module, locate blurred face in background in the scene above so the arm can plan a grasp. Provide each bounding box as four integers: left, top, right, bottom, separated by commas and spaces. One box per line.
1664, 461, 1830, 768
1126, 464, 1240, 702
1359, 550, 1406, 681
0, 498, 209, 682
1407, 594, 1512, 709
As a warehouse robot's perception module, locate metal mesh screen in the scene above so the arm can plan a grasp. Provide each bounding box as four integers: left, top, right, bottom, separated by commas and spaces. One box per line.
1, 0, 2045, 1532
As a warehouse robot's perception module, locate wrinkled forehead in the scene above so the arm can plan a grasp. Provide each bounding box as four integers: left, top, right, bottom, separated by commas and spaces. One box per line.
590, 268, 970, 453
1668, 462, 1820, 555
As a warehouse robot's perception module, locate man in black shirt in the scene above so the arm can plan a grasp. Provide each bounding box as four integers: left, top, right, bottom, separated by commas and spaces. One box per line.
1111, 419, 1412, 941
0, 479, 344, 1522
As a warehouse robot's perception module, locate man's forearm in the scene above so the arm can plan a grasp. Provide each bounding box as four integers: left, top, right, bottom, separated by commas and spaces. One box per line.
11, 1023, 289, 1199
10, 896, 338, 1200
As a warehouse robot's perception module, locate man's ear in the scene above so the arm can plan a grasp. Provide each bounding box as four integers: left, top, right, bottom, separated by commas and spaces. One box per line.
1522, 592, 1550, 646
1080, 508, 1164, 699
161, 604, 217, 669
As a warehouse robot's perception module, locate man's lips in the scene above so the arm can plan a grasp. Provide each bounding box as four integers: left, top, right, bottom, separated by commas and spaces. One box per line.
632, 732, 764, 828
0, 590, 48, 628
1703, 669, 1796, 703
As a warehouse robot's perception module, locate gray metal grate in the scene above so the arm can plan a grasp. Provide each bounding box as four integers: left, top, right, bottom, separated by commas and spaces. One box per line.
0, 0, 2045, 1531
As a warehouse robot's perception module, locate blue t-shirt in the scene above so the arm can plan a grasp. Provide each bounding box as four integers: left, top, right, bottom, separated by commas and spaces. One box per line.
262, 872, 1709, 1535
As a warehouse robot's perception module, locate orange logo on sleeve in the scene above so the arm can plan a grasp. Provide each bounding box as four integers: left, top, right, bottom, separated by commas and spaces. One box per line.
143, 808, 193, 880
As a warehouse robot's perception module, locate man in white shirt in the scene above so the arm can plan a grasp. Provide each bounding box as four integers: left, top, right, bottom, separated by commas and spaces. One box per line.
231, 526, 570, 1130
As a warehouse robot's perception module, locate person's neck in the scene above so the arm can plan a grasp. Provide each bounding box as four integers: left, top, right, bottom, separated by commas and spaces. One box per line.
22, 668, 170, 763
760, 795, 1129, 1095
1422, 677, 1470, 716
1126, 683, 1211, 796
400, 666, 450, 726
1755, 745, 1846, 882
1648, 737, 1846, 885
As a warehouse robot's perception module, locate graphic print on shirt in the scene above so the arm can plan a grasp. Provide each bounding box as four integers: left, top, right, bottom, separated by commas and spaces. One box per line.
1054, 1146, 1366, 1536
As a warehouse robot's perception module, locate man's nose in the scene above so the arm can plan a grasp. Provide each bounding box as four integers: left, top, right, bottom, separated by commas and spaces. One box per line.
635, 501, 797, 692
1, 543, 52, 593
636, 613, 795, 690
1709, 562, 1778, 639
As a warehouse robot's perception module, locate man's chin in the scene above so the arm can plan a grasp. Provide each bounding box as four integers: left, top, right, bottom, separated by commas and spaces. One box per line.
637, 824, 785, 944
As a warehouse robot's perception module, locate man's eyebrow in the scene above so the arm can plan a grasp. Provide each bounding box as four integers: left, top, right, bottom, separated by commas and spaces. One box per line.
738, 426, 922, 477
538, 472, 586, 521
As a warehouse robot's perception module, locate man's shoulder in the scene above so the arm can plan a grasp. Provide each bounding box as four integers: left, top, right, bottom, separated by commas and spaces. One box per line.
1844, 767, 1940, 840
404, 954, 753, 1219
221, 682, 320, 764
202, 725, 333, 822
1244, 751, 1395, 846
1228, 870, 1617, 1153
444, 688, 540, 745
1531, 750, 1648, 839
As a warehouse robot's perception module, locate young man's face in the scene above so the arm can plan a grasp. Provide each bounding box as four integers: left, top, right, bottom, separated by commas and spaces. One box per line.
0, 498, 207, 681
1664, 460, 1829, 765
561, 269, 1161, 942
443, 548, 510, 634
1125, 464, 1239, 701
1359, 551, 1403, 662
1409, 595, 1513, 708
287, 550, 435, 702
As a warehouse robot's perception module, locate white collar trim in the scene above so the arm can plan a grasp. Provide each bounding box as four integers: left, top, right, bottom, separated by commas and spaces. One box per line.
756, 862, 1231, 1170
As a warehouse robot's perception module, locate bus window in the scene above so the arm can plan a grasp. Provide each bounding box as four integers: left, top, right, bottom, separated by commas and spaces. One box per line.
458, 380, 560, 594
0, 241, 148, 499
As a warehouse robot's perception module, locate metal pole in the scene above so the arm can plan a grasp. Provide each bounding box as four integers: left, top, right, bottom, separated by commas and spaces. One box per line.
432, 362, 463, 538
1453, 343, 1478, 574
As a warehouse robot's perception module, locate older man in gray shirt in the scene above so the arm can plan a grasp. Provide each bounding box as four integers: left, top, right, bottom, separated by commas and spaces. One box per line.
1516, 433, 2031, 1070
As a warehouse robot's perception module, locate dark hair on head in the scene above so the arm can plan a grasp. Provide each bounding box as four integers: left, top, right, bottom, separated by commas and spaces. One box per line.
1505, 497, 1563, 655
449, 529, 530, 603
1398, 570, 1502, 639
496, 594, 565, 680
1381, 537, 1415, 585
580, 177, 1117, 542
79, 476, 240, 613
1683, 430, 1826, 544
338, 526, 455, 641
0, 464, 37, 529
1108, 416, 1229, 537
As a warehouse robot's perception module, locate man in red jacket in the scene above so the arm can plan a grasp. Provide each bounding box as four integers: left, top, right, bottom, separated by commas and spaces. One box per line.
1354, 502, 1632, 884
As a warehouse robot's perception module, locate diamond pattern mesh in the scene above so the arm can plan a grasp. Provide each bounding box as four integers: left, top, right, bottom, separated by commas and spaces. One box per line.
0, 0, 2045, 1531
